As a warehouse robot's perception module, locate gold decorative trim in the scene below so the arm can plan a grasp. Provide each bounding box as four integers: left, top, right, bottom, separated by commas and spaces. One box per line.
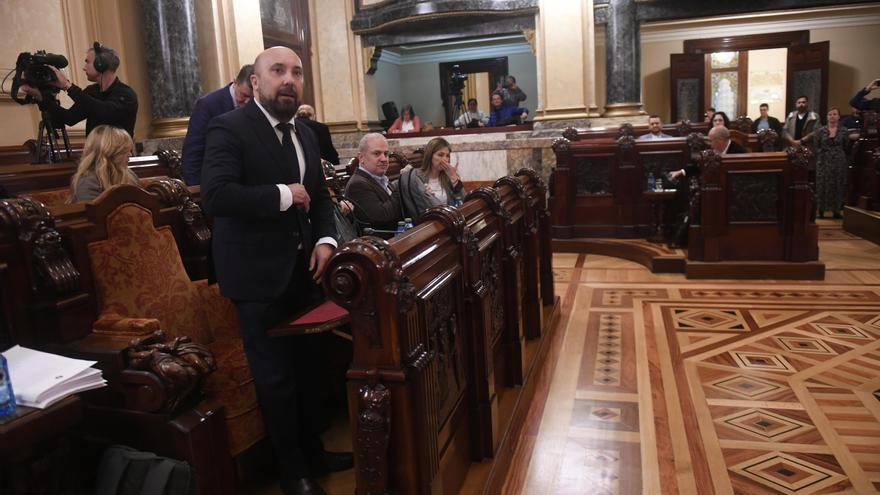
351, 8, 538, 35
151, 117, 190, 138
363, 46, 382, 75
602, 102, 646, 117
522, 29, 536, 56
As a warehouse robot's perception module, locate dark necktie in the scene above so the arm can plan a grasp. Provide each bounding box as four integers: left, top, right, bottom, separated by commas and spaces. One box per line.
276, 122, 301, 183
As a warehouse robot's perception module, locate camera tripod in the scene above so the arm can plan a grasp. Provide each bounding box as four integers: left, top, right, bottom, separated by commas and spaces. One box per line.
450, 90, 469, 127
35, 95, 72, 163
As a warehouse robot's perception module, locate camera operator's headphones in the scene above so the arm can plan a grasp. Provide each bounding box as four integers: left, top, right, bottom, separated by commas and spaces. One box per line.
92, 42, 110, 73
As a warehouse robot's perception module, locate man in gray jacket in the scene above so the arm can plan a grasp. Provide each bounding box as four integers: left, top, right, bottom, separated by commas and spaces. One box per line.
783, 95, 819, 146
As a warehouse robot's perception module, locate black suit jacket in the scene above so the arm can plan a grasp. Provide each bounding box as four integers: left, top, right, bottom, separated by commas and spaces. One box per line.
201, 100, 336, 301
182, 84, 235, 185
683, 140, 747, 177
751, 116, 783, 135
343, 169, 401, 235
299, 118, 340, 165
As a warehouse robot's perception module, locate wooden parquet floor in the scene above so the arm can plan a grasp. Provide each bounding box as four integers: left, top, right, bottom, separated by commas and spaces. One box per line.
506, 221, 880, 495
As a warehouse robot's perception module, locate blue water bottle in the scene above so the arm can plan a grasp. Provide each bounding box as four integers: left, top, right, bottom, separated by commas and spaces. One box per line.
647, 172, 655, 192
396, 221, 406, 235
404, 218, 413, 231
0, 353, 16, 417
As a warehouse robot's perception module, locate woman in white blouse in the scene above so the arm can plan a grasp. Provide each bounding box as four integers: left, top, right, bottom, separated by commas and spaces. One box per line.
388, 104, 421, 134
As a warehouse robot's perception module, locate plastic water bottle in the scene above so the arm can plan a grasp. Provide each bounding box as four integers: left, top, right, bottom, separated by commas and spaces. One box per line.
0, 354, 16, 418
396, 221, 406, 235
655, 176, 663, 191
404, 218, 413, 231
647, 172, 655, 192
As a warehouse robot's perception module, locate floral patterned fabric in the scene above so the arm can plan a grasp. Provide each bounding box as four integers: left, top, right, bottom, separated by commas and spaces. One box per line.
93, 312, 160, 336
87, 203, 264, 455
21, 188, 71, 207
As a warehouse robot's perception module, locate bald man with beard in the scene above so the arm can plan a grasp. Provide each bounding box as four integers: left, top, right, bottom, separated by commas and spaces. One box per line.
201, 46, 350, 495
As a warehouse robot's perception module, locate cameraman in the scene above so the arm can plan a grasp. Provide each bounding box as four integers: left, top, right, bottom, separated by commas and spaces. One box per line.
20, 43, 138, 137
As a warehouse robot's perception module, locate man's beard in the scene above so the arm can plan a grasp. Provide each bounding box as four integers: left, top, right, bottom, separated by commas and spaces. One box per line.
260, 88, 299, 121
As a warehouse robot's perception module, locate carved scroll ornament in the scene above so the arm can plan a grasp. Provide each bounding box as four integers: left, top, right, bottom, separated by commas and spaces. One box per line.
356, 383, 391, 493
125, 330, 216, 413
145, 178, 212, 253
757, 129, 780, 152
157, 149, 183, 180
0, 198, 79, 296
551, 137, 570, 154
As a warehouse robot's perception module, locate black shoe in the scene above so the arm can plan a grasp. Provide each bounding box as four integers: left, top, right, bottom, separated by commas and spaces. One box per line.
818, 211, 825, 219
833, 211, 842, 219
310, 450, 354, 475
282, 477, 327, 495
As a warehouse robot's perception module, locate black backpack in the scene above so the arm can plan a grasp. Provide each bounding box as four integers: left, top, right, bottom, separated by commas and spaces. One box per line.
95, 445, 195, 495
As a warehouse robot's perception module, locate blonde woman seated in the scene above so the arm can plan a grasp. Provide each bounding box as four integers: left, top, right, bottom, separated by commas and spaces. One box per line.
399, 137, 466, 219
69, 125, 138, 202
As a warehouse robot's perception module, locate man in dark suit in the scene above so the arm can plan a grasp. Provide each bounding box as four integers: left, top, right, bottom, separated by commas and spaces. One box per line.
201, 47, 348, 495
751, 102, 783, 134
295, 104, 340, 164
182, 64, 253, 185
670, 126, 746, 179
344, 133, 401, 237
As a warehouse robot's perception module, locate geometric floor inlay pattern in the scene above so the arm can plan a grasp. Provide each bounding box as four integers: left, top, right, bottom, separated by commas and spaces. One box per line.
710, 374, 784, 399
594, 314, 622, 387
729, 451, 848, 494
730, 350, 798, 373
515, 249, 880, 495
716, 408, 815, 441
672, 308, 747, 331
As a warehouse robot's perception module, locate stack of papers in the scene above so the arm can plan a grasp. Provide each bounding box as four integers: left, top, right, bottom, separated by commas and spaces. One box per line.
2, 345, 107, 409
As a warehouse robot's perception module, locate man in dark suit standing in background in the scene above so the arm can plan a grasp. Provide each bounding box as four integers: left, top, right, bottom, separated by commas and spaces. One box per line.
296, 104, 340, 165
201, 46, 349, 495
182, 64, 253, 185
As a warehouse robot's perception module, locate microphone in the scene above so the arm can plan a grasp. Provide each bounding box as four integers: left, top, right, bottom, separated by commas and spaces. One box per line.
32, 51, 69, 69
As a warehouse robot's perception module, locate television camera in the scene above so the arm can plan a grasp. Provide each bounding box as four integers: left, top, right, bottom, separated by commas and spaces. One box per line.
7, 50, 72, 162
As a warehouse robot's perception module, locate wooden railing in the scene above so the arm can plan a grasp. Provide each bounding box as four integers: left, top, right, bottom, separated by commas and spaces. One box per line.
323, 168, 554, 495
688, 148, 818, 262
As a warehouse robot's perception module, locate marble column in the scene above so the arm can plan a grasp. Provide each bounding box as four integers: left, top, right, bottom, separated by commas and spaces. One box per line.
140, 0, 202, 138
532, 0, 596, 129
603, 0, 645, 117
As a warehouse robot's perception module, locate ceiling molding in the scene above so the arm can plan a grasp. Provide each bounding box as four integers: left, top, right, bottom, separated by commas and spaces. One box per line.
640, 12, 880, 43
379, 42, 532, 66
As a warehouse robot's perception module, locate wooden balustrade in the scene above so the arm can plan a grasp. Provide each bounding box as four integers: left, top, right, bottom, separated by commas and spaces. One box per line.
688, 148, 819, 264
324, 168, 557, 495
550, 135, 704, 238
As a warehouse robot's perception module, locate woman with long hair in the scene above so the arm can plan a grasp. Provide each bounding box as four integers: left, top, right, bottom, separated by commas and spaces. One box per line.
388, 104, 421, 134
399, 137, 466, 219
711, 111, 730, 129
69, 125, 138, 202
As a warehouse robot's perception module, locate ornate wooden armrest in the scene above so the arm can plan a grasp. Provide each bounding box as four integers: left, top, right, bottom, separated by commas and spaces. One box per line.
66, 330, 216, 414
125, 330, 217, 413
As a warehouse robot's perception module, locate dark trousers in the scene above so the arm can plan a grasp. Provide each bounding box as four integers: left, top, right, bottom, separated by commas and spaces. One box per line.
233, 251, 325, 481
